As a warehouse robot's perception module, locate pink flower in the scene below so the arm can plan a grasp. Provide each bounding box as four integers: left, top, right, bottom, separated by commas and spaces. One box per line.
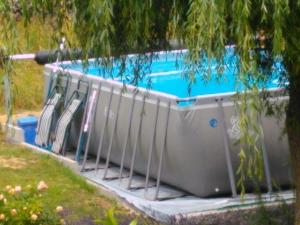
56, 206, 64, 213
15, 186, 22, 193
31, 214, 38, 221
0, 194, 4, 201
8, 188, 15, 196
11, 209, 17, 216
5, 185, 12, 191
0, 214, 5, 221
37, 181, 48, 191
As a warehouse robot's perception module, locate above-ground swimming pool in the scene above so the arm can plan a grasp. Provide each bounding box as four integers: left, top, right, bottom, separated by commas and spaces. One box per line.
65, 48, 282, 99
44, 48, 291, 197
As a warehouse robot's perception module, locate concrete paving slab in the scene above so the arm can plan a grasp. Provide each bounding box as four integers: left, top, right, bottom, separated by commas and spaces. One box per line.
21, 142, 295, 223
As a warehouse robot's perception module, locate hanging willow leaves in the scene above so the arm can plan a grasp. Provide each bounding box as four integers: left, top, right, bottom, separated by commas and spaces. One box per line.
1, 1, 299, 206
0, 1, 18, 123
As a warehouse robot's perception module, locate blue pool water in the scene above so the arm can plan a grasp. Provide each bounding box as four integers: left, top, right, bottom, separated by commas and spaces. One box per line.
63, 49, 283, 98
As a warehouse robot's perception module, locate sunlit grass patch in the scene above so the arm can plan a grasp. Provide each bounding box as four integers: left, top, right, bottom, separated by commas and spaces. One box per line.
0, 141, 117, 224
0, 139, 160, 225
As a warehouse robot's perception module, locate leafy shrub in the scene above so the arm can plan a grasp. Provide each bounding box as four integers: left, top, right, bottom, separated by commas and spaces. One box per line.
0, 181, 65, 225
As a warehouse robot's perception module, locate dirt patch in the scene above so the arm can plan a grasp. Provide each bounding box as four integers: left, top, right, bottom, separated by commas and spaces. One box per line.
93, 196, 113, 209
0, 156, 35, 169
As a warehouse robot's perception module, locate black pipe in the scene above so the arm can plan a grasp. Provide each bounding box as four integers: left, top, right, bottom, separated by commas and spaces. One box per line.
34, 49, 83, 65
0, 48, 84, 66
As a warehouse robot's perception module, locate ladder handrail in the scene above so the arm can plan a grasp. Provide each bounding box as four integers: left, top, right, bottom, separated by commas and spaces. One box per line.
81, 82, 102, 171
75, 82, 96, 161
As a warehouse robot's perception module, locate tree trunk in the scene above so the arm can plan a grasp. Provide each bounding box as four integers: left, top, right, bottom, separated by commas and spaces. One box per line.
285, 55, 300, 225
285, 42, 300, 225
284, 2, 300, 224
287, 119, 300, 225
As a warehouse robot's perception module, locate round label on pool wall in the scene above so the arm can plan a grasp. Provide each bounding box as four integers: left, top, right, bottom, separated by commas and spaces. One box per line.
209, 118, 218, 128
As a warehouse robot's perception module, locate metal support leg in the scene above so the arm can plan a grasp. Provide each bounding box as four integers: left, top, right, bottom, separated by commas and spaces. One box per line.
127, 95, 146, 189
154, 101, 171, 200
94, 86, 114, 173
259, 117, 273, 193
81, 83, 102, 171
103, 90, 123, 179
217, 98, 237, 197
118, 91, 137, 183
144, 98, 160, 195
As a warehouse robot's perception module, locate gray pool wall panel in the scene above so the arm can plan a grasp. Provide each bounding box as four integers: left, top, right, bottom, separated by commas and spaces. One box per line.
44, 66, 291, 197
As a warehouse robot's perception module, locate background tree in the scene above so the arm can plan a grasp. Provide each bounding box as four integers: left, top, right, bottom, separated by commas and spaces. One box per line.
0, 0, 299, 224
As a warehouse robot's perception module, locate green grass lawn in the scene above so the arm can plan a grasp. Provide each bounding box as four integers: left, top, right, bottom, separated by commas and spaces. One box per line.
0, 135, 158, 225
0, 20, 159, 225
0, 61, 45, 115
0, 19, 56, 114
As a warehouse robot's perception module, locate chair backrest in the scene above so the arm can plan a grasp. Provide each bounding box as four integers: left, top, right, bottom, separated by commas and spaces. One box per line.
46, 71, 72, 105
64, 78, 90, 109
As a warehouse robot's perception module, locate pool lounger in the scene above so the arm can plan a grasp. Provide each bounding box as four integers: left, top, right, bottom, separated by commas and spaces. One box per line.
52, 99, 82, 153
51, 79, 89, 154
35, 93, 62, 146
35, 73, 71, 147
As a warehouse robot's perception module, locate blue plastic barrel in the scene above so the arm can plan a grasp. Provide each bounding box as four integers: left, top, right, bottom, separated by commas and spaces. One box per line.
17, 116, 38, 145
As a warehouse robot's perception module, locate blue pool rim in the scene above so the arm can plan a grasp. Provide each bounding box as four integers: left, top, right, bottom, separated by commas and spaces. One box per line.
45, 47, 286, 106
